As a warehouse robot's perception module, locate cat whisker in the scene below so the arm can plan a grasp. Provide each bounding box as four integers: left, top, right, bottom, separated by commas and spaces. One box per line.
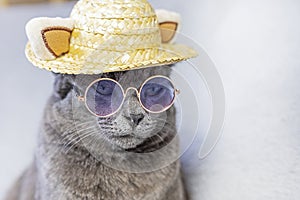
63, 130, 96, 151
155, 134, 165, 143
74, 120, 96, 127
152, 118, 176, 126
63, 130, 93, 146
153, 121, 176, 132
65, 131, 97, 154
140, 137, 159, 152
62, 132, 84, 146
62, 125, 96, 142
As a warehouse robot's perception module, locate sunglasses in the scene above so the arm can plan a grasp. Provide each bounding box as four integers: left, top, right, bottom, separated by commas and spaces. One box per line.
77, 75, 180, 117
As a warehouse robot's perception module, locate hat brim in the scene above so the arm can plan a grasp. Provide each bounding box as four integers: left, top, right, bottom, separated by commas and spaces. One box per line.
25, 43, 198, 74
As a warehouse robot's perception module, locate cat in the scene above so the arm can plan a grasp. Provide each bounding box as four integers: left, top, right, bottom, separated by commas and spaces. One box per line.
4, 66, 188, 200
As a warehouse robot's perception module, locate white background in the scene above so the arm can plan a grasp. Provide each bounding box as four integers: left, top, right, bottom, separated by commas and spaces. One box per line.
0, 0, 300, 199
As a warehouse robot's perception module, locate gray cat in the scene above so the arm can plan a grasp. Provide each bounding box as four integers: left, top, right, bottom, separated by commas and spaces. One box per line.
4, 66, 187, 200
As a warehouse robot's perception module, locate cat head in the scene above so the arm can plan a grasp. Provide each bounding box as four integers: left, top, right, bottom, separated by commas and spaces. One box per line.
48, 66, 177, 157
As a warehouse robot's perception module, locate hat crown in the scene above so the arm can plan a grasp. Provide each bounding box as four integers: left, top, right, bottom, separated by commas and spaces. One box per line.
71, 0, 156, 19
70, 0, 159, 34
70, 0, 161, 53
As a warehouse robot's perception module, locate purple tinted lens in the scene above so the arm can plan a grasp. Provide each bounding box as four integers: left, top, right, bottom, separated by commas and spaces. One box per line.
140, 77, 175, 112
86, 80, 124, 116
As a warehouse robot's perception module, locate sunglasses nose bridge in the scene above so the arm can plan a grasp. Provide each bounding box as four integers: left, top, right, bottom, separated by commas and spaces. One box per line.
124, 87, 139, 97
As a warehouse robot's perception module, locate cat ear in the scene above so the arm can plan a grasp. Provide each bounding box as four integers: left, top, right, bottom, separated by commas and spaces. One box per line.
53, 73, 75, 100
25, 17, 74, 60
156, 9, 181, 44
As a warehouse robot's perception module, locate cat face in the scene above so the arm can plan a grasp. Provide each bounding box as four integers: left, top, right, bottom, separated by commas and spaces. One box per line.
50, 66, 177, 155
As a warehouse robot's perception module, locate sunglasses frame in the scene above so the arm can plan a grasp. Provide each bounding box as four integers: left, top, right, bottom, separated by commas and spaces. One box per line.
77, 75, 180, 117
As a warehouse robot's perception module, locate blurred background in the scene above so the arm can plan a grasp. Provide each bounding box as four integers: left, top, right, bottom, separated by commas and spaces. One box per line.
0, 0, 300, 199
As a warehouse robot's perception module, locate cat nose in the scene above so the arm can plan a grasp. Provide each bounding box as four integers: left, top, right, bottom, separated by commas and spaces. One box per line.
128, 113, 144, 125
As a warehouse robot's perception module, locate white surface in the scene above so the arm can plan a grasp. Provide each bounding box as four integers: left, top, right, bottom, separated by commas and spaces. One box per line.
1, 0, 300, 199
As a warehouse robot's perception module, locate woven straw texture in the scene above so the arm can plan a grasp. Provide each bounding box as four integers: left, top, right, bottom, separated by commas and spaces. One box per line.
25, 0, 197, 74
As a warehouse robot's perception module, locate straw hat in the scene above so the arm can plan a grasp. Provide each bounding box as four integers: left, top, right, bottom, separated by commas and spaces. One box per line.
25, 0, 197, 74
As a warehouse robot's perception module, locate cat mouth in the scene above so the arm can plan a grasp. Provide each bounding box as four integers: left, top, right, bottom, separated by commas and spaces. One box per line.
108, 133, 175, 153
103, 130, 175, 152
106, 134, 145, 149
110, 134, 135, 139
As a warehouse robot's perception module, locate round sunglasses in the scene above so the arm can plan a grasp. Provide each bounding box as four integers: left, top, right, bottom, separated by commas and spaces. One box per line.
77, 75, 180, 117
